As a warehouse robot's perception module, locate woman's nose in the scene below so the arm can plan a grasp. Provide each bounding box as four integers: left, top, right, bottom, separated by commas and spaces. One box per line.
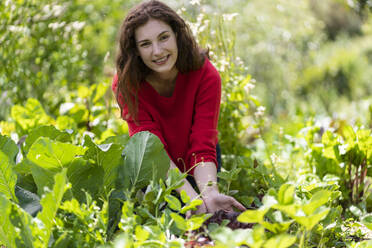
152, 42, 162, 56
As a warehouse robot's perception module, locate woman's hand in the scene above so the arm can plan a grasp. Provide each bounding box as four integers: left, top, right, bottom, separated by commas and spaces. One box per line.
202, 191, 246, 213
193, 162, 246, 213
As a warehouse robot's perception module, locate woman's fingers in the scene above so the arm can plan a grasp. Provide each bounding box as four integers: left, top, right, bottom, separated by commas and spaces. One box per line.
230, 197, 247, 212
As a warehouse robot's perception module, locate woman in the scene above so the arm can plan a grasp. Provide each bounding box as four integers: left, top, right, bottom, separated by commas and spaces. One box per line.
112, 0, 245, 214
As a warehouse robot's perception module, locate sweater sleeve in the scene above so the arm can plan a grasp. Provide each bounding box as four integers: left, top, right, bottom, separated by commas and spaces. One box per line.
186, 61, 221, 175
111, 75, 168, 149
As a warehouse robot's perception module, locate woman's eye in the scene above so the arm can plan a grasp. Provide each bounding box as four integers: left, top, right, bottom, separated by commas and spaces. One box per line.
140, 42, 150, 48
160, 35, 169, 41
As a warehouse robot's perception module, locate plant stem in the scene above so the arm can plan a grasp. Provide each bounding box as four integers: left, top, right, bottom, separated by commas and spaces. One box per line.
299, 229, 306, 248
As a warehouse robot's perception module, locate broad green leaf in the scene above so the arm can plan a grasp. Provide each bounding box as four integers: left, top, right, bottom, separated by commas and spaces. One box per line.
237, 207, 269, 223
261, 220, 293, 234
342, 125, 356, 142
15, 186, 41, 217
56, 116, 77, 131
24, 125, 71, 154
186, 214, 211, 230
277, 183, 295, 205
0, 150, 17, 201
91, 83, 108, 104
263, 234, 296, 248
302, 190, 332, 215
67, 157, 104, 203
170, 213, 187, 231
165, 168, 185, 190
180, 190, 190, 204
0, 194, 35, 248
121, 132, 170, 191
36, 169, 68, 246
180, 199, 203, 214
165, 194, 181, 211
0, 134, 18, 162
103, 134, 130, 147
107, 190, 127, 241
11, 98, 54, 134
78, 85, 90, 99
135, 225, 150, 242
362, 214, 372, 231
210, 227, 262, 248
27, 137, 86, 196
292, 206, 330, 231
83, 135, 123, 191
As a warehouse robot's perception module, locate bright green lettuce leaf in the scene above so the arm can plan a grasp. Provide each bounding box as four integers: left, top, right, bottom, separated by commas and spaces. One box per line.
120, 131, 170, 191
36, 169, 68, 247
277, 183, 295, 205
27, 137, 86, 196
263, 234, 296, 248
237, 207, 269, 223
24, 125, 71, 154
0, 194, 35, 248
0, 134, 19, 162
0, 150, 18, 201
11, 98, 54, 135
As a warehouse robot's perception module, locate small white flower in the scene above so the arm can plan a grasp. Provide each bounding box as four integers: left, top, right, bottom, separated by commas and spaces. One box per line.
222, 13, 239, 22
254, 106, 266, 118
190, 0, 200, 5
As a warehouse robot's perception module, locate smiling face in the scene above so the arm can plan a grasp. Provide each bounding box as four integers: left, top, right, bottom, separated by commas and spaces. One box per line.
135, 18, 178, 79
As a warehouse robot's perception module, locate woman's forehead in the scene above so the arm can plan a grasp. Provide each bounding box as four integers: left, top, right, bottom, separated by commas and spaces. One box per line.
135, 18, 173, 41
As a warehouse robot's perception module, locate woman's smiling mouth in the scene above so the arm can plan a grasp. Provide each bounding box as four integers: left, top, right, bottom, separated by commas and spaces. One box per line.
153, 55, 170, 65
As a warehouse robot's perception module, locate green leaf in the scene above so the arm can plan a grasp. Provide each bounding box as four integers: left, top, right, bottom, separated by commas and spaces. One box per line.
170, 213, 187, 231
67, 157, 104, 203
0, 194, 36, 248
102, 134, 130, 147
180, 190, 190, 204
27, 137, 86, 196
121, 132, 170, 191
24, 125, 71, 154
11, 98, 53, 134
302, 190, 332, 215
186, 214, 211, 230
277, 183, 295, 205
0, 150, 18, 201
292, 206, 330, 231
180, 198, 203, 214
15, 186, 41, 217
263, 234, 296, 248
83, 135, 123, 191
165, 168, 185, 191
361, 214, 372, 231
0, 134, 19, 162
237, 207, 269, 223
165, 194, 181, 211
107, 189, 127, 241
135, 225, 150, 242
261, 220, 293, 234
36, 169, 68, 246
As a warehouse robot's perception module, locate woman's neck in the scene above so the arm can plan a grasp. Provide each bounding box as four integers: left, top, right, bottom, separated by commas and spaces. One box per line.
150, 67, 178, 86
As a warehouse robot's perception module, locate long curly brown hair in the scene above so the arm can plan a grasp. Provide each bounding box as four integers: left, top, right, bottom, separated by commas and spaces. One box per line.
115, 0, 207, 120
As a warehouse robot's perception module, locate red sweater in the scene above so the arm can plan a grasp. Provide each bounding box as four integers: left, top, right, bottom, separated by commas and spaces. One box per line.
112, 58, 221, 175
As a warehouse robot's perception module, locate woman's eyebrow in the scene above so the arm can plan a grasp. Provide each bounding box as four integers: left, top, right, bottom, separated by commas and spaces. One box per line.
137, 31, 170, 44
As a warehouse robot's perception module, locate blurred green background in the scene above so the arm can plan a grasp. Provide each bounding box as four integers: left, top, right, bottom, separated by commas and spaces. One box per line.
1, 0, 371, 138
